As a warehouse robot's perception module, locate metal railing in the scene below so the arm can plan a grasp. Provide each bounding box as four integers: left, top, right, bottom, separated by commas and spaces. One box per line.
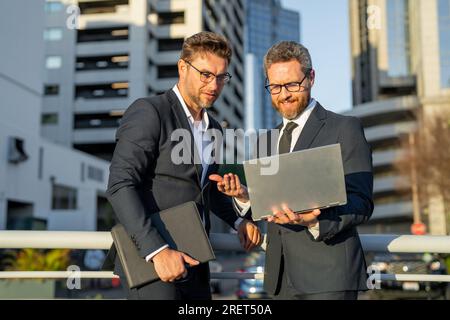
0, 231, 450, 283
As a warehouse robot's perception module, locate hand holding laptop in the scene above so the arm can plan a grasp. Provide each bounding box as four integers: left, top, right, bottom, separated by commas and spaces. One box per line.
210, 173, 321, 227
266, 204, 321, 227
242, 144, 347, 221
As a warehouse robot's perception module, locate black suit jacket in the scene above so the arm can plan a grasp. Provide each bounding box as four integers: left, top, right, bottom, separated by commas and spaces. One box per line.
105, 89, 239, 274
261, 102, 374, 295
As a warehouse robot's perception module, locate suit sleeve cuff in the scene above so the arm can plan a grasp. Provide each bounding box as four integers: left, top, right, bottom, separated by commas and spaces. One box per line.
234, 217, 244, 230
145, 244, 169, 262
233, 198, 251, 217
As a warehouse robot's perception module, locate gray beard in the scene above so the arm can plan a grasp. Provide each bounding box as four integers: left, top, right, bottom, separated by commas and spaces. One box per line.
190, 92, 213, 110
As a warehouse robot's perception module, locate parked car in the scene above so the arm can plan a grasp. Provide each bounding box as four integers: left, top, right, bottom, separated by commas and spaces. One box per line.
368, 253, 450, 300
236, 252, 268, 299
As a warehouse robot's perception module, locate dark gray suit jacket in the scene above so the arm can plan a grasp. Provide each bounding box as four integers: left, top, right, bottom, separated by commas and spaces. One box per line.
105, 89, 240, 274
261, 102, 374, 295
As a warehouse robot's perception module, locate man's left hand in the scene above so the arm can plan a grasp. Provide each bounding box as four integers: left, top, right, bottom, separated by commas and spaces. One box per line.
237, 219, 262, 252
209, 173, 249, 203
266, 204, 321, 228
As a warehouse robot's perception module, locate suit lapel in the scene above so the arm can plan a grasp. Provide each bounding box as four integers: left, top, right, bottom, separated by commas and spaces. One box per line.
292, 102, 327, 151
167, 90, 203, 187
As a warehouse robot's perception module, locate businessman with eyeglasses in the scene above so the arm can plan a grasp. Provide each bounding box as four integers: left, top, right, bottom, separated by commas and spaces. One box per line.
105, 32, 261, 300
213, 41, 374, 300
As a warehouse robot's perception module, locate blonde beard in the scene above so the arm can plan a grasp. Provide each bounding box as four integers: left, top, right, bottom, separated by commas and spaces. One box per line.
188, 91, 215, 110
274, 94, 311, 120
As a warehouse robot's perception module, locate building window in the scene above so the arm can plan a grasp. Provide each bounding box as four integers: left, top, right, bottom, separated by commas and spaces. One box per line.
438, 0, 450, 88
45, 1, 64, 13
38, 147, 44, 180
46, 56, 62, 69
75, 82, 128, 99
88, 165, 104, 183
158, 38, 184, 52
79, 0, 129, 15
233, 6, 243, 26
74, 143, 116, 162
44, 84, 59, 95
233, 86, 243, 102
74, 113, 122, 129
205, 0, 218, 23
76, 54, 129, 71
234, 106, 243, 121
386, 0, 411, 77
44, 28, 63, 41
81, 162, 85, 182
42, 113, 58, 125
52, 184, 77, 210
157, 65, 178, 79
77, 26, 129, 43
158, 11, 185, 25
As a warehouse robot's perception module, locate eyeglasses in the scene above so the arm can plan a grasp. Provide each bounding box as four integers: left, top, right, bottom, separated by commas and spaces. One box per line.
265, 74, 308, 95
183, 59, 232, 84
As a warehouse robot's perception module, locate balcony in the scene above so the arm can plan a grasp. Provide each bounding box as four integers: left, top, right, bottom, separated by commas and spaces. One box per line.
364, 121, 417, 143
372, 201, 413, 220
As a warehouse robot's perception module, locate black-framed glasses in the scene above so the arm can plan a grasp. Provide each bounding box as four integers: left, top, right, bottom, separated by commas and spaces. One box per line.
265, 74, 308, 95
182, 59, 232, 84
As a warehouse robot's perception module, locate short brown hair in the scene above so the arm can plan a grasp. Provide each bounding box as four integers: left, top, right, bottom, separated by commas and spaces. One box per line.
264, 41, 313, 77
180, 31, 232, 64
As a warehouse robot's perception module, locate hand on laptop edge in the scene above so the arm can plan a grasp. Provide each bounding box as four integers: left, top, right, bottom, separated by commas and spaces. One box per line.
266, 204, 321, 228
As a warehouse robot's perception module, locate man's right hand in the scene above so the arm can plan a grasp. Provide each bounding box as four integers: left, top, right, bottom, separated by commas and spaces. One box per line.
151, 248, 199, 282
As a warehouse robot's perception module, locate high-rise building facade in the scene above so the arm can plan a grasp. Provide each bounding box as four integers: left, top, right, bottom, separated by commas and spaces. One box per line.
348, 0, 450, 234
244, 0, 300, 130
42, 0, 245, 161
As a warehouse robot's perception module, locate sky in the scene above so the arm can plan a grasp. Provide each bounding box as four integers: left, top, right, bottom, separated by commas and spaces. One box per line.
281, 0, 352, 114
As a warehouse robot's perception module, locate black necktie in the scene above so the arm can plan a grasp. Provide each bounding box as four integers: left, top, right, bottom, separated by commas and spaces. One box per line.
278, 122, 299, 154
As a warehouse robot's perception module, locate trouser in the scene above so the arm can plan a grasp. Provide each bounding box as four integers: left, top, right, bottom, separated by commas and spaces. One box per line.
121, 262, 212, 300
272, 255, 359, 300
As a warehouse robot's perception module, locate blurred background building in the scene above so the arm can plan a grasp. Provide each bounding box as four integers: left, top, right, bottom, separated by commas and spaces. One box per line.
2, 0, 448, 237
244, 0, 300, 130
348, 0, 450, 235
41, 0, 245, 161
0, 0, 111, 232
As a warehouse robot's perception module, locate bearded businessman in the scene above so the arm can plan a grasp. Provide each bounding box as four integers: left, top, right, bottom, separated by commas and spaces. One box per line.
105, 32, 261, 300
212, 41, 374, 300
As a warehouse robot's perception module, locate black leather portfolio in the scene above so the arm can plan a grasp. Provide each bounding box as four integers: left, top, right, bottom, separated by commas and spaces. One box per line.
111, 201, 215, 289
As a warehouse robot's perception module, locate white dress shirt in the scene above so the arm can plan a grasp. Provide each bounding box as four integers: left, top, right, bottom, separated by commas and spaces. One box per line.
277, 98, 317, 153
145, 86, 248, 262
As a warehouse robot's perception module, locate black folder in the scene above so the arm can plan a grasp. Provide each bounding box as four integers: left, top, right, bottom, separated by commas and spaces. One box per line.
111, 201, 215, 289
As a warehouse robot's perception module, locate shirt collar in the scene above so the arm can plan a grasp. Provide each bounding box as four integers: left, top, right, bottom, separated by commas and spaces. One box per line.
282, 98, 317, 128
172, 84, 210, 132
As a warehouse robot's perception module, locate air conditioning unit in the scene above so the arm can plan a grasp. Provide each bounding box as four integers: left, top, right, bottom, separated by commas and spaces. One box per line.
8, 136, 29, 164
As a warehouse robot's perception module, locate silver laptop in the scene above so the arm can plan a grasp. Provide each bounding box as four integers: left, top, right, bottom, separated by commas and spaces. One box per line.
243, 144, 347, 221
